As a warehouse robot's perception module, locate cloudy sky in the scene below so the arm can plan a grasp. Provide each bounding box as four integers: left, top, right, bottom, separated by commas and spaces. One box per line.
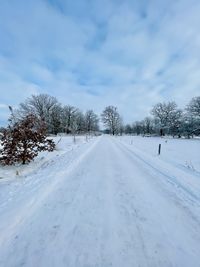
0, 0, 200, 126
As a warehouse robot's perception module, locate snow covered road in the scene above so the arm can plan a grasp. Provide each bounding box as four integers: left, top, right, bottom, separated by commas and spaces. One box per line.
0, 136, 200, 267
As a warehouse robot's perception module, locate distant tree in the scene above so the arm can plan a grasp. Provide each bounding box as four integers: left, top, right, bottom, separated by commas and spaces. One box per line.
73, 110, 85, 134
101, 106, 121, 135
17, 94, 59, 133
169, 109, 182, 137
49, 104, 63, 135
85, 110, 99, 134
124, 124, 133, 135
68, 110, 85, 143
179, 113, 197, 138
61, 105, 78, 134
186, 96, 200, 118
185, 96, 200, 136
151, 101, 182, 136
142, 117, 154, 135
118, 117, 124, 136
0, 114, 55, 165
132, 121, 143, 135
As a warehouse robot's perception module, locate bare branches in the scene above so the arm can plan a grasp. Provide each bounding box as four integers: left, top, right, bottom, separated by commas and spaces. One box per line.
101, 106, 122, 135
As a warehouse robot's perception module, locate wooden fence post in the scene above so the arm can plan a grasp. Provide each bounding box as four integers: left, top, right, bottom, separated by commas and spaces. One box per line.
158, 144, 161, 155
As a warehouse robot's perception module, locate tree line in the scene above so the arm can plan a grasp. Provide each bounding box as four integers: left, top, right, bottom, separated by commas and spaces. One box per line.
1, 94, 123, 136
0, 94, 199, 166
13, 94, 100, 135
0, 94, 101, 165
1, 94, 200, 138
123, 97, 200, 138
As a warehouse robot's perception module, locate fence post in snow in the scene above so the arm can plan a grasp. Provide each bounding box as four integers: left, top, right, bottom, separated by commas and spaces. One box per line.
158, 144, 161, 155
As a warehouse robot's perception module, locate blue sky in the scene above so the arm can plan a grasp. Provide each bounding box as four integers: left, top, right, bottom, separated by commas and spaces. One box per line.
0, 0, 200, 126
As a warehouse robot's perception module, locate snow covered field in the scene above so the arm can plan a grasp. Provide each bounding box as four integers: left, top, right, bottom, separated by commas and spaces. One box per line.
119, 135, 200, 173
0, 135, 200, 267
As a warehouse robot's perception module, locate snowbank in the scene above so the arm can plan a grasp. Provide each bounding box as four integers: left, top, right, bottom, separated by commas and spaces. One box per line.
0, 135, 90, 181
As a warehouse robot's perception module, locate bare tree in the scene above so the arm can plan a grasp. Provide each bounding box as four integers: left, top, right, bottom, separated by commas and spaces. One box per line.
142, 117, 154, 135
101, 106, 121, 135
183, 96, 200, 137
85, 110, 99, 134
151, 101, 182, 136
132, 121, 143, 135
186, 96, 200, 118
49, 104, 63, 135
18, 94, 59, 133
180, 113, 197, 138
61, 105, 78, 134
73, 110, 85, 134
124, 124, 133, 135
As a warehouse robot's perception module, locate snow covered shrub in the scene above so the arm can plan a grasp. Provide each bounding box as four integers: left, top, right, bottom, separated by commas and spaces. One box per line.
0, 114, 55, 165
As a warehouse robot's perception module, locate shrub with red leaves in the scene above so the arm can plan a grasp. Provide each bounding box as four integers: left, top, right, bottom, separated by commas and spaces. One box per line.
0, 114, 55, 165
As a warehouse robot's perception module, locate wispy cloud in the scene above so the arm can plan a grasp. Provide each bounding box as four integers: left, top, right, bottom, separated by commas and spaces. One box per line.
0, 0, 200, 125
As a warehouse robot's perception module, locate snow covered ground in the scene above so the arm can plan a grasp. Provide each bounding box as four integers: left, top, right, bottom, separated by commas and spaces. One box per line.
0, 135, 200, 267
0, 135, 90, 181
119, 135, 200, 173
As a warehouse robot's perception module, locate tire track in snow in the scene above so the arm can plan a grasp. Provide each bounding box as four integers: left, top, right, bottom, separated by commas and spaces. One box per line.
115, 138, 200, 207
0, 137, 100, 250
1, 136, 200, 267
0, 136, 150, 267
113, 138, 200, 229
118, 139, 200, 203
109, 137, 200, 267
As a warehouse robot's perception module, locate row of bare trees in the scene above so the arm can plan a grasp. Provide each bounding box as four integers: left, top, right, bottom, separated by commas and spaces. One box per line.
14, 94, 99, 135
0, 96, 123, 165
9, 94, 124, 136
124, 96, 200, 138
102, 97, 200, 138
0, 94, 199, 166
0, 94, 101, 166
